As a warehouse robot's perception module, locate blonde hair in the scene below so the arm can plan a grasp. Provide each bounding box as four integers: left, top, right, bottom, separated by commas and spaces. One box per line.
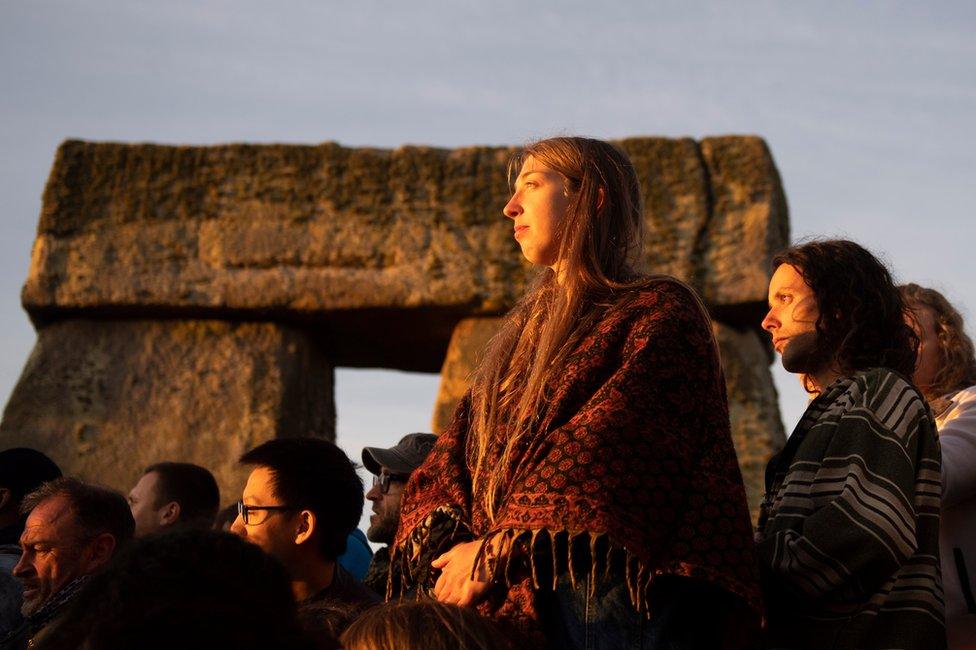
900, 283, 976, 400
339, 601, 512, 650
466, 137, 648, 524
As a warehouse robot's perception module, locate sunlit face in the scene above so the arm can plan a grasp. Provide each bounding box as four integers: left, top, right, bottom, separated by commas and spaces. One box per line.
908, 304, 941, 392
13, 495, 96, 616
502, 156, 572, 269
128, 471, 167, 537
230, 466, 299, 569
762, 264, 825, 375
364, 468, 406, 545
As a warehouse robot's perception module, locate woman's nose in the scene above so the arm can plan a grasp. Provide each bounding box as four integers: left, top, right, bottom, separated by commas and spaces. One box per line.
503, 194, 521, 219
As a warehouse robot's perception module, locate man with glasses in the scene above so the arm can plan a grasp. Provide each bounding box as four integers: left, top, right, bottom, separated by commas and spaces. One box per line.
361, 433, 437, 595
231, 438, 379, 618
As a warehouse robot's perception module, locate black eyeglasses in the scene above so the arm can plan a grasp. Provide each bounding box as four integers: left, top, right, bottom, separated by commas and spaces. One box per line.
372, 473, 409, 495
237, 500, 297, 526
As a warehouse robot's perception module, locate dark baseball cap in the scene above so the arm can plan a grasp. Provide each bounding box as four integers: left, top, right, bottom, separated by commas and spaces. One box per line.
362, 433, 437, 476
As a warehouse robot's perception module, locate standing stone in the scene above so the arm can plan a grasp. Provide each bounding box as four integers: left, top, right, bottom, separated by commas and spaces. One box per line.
713, 323, 786, 516
0, 319, 334, 501
699, 137, 790, 311
432, 317, 503, 433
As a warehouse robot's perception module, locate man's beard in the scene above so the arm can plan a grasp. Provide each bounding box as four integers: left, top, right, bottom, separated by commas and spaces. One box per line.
367, 510, 398, 546
781, 330, 831, 377
19, 581, 45, 616
21, 598, 40, 618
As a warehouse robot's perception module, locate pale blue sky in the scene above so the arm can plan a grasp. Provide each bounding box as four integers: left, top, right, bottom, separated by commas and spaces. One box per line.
2, 2, 974, 489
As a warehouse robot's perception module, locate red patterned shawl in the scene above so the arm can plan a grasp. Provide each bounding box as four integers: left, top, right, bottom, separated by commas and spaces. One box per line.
392, 279, 762, 636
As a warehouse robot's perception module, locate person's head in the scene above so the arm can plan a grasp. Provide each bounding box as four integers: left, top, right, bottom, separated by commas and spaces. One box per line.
340, 600, 512, 650
761, 239, 918, 391
0, 448, 61, 530
362, 433, 437, 545
900, 283, 976, 400
38, 529, 313, 650
231, 438, 363, 571
128, 461, 220, 537
14, 477, 134, 616
296, 600, 357, 647
503, 136, 644, 282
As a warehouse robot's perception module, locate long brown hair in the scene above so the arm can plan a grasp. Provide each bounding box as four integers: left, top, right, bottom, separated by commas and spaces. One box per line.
467, 137, 648, 524
900, 283, 976, 400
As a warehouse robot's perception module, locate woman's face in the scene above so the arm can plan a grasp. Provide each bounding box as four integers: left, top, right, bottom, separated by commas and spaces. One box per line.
909, 304, 942, 392
502, 156, 572, 269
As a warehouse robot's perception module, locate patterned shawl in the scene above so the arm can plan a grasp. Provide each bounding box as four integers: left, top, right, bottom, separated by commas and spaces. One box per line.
391, 279, 762, 638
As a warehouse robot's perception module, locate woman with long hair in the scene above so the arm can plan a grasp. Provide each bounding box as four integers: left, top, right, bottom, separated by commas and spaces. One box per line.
902, 283, 976, 649
390, 137, 762, 648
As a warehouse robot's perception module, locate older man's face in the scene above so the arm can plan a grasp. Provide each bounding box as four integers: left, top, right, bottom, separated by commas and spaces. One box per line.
13, 494, 96, 616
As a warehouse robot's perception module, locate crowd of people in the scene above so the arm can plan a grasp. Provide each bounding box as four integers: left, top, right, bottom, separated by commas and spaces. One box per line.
0, 136, 973, 649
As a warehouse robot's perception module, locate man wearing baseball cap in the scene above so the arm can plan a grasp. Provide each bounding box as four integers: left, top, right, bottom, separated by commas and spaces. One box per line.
361, 433, 437, 595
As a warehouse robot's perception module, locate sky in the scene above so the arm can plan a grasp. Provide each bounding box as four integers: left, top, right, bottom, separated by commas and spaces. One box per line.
1, 1, 974, 510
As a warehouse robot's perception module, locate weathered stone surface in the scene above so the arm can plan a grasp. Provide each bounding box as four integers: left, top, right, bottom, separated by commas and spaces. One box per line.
699, 137, 790, 311
0, 319, 334, 502
713, 323, 786, 517
24, 142, 528, 322
431, 317, 502, 432
617, 138, 711, 285
433, 317, 786, 520
24, 138, 787, 339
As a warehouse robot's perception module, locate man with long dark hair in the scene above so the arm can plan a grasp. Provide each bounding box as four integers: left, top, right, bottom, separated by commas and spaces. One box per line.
758, 240, 945, 649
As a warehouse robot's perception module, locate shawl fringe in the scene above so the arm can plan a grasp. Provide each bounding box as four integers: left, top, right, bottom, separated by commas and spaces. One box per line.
394, 512, 734, 616
476, 527, 708, 614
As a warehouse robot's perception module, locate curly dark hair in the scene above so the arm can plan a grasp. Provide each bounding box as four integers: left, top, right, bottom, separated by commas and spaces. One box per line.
772, 240, 918, 381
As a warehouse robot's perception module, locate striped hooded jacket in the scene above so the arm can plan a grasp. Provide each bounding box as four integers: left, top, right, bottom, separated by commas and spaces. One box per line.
758, 367, 945, 649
